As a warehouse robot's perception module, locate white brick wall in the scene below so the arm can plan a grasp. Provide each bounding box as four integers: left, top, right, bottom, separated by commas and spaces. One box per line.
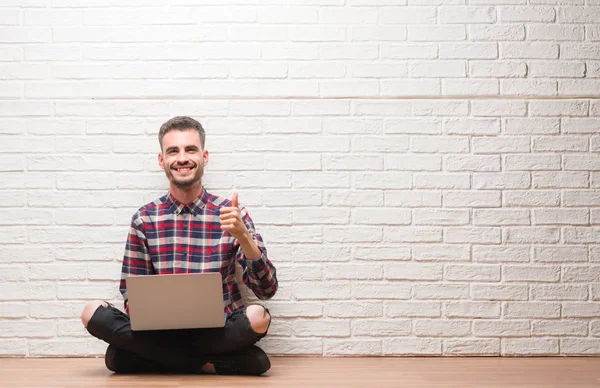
1, 0, 600, 358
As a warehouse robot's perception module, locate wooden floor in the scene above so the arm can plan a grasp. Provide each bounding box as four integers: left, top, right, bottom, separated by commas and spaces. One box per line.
1, 357, 600, 388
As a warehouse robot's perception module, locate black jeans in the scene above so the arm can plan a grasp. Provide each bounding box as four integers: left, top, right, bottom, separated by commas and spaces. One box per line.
86, 303, 270, 370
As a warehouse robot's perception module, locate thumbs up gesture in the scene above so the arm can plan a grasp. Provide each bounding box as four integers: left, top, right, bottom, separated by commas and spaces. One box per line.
220, 192, 248, 240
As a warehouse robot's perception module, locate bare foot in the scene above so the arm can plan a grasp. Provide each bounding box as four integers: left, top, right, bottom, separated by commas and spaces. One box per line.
202, 362, 216, 374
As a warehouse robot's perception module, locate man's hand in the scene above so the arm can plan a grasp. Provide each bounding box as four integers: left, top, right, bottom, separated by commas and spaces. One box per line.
220, 192, 262, 260
219, 192, 248, 240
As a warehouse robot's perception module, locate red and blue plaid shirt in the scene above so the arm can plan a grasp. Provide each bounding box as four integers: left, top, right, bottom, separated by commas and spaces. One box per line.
119, 187, 278, 316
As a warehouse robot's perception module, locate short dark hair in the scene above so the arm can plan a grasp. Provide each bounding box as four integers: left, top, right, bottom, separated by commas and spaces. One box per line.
158, 116, 206, 150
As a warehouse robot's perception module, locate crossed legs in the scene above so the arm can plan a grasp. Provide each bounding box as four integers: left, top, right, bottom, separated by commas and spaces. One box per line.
80, 301, 272, 374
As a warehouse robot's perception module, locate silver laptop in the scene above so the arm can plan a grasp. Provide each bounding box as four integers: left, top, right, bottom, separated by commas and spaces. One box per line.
126, 272, 226, 331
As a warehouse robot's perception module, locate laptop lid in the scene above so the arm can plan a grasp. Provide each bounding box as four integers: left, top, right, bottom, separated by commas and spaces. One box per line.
126, 272, 226, 331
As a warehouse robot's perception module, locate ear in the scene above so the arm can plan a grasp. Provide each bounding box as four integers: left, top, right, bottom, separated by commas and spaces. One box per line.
203, 148, 209, 166
158, 152, 165, 171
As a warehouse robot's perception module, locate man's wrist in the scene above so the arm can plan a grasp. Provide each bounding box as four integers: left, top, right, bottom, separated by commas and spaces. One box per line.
238, 231, 254, 246
238, 232, 262, 260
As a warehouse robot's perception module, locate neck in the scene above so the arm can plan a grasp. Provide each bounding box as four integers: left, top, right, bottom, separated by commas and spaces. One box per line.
170, 182, 203, 205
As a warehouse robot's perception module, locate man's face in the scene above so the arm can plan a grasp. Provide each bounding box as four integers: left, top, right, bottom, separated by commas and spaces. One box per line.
158, 129, 208, 188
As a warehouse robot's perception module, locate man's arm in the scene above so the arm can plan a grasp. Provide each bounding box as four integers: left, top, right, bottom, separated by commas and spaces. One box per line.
220, 193, 278, 300
119, 213, 154, 314
234, 206, 278, 300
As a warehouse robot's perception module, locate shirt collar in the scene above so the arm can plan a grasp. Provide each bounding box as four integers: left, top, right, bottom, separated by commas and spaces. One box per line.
166, 187, 210, 216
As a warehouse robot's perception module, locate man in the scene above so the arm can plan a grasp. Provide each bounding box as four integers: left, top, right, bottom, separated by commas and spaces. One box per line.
80, 116, 278, 375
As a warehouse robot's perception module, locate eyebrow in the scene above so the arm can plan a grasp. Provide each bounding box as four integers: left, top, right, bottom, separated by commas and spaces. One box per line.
165, 145, 200, 153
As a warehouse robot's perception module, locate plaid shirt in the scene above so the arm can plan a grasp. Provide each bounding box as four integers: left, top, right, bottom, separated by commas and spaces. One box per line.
119, 187, 278, 316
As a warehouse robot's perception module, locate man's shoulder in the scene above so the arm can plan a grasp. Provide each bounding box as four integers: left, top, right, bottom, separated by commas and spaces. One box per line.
132, 193, 170, 220
203, 189, 233, 210
203, 189, 255, 220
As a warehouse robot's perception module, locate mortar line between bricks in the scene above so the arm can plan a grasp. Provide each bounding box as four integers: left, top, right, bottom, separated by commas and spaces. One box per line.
84, 95, 600, 100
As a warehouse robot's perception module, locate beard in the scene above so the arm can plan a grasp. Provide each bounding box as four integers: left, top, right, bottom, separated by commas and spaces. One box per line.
164, 162, 204, 188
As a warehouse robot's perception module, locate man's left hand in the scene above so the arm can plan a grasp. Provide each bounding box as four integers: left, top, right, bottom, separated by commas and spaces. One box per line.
220, 192, 249, 241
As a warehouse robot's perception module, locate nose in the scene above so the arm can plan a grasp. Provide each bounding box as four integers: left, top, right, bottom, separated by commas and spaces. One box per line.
176, 150, 188, 164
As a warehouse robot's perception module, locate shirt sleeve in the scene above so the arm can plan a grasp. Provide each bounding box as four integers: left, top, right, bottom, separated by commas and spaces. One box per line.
235, 206, 278, 300
119, 212, 155, 314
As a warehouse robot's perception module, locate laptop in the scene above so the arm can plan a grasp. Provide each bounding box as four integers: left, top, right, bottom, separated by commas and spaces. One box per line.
126, 272, 226, 331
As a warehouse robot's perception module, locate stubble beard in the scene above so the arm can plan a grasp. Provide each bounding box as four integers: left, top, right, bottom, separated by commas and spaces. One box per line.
165, 163, 204, 188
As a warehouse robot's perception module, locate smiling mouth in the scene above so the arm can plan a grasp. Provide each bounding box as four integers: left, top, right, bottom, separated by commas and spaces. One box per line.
172, 165, 196, 173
